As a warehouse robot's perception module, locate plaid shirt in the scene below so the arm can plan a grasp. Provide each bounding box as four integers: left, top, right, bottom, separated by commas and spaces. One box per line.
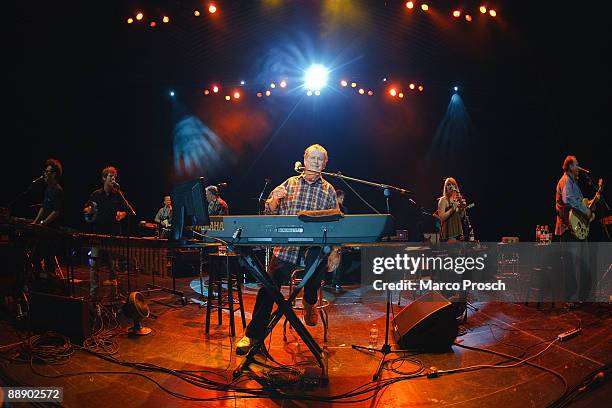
208, 197, 229, 216
265, 174, 338, 264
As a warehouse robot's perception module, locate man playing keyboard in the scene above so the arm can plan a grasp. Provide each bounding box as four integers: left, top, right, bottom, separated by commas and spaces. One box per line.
236, 144, 341, 354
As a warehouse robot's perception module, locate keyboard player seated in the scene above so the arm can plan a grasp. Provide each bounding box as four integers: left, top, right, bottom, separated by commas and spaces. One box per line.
236, 144, 341, 355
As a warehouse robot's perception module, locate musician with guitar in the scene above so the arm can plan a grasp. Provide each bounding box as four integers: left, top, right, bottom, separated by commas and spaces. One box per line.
555, 155, 602, 304
154, 195, 172, 237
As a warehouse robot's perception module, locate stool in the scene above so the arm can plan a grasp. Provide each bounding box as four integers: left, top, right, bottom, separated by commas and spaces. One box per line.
496, 239, 520, 279
523, 266, 555, 308
205, 253, 246, 337
283, 268, 330, 343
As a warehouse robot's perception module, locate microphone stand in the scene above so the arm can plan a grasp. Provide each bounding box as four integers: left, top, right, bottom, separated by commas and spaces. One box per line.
257, 179, 270, 215
298, 168, 413, 381
116, 188, 136, 294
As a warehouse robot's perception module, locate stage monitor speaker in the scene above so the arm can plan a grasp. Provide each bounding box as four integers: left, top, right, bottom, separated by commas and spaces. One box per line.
28, 291, 92, 344
393, 291, 458, 351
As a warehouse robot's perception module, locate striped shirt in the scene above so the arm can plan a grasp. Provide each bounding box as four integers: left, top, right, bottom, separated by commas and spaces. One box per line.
265, 175, 338, 264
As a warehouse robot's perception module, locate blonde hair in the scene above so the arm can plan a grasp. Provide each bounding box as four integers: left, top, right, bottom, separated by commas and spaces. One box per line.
304, 144, 328, 161
442, 177, 459, 198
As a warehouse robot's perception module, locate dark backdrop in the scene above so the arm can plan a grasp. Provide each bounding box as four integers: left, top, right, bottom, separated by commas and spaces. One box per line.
10, 1, 610, 241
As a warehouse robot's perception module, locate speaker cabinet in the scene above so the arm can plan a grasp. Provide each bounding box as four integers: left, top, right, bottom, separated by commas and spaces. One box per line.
393, 291, 458, 351
28, 291, 92, 344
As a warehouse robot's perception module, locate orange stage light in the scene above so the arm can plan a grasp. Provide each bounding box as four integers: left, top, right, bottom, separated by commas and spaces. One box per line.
212, 85, 219, 93
225, 95, 230, 101
358, 88, 365, 94
340, 80, 348, 87
409, 83, 415, 90
421, 4, 429, 12
489, 9, 497, 17
367, 90, 374, 96
453, 10, 461, 18
136, 13, 144, 21
465, 14, 472, 22
265, 90, 271, 96
418, 85, 424, 91
398, 92, 404, 98
194, 10, 201, 17
127, 18, 134, 24
406, 2, 414, 9
162, 16, 170, 23
233, 92, 240, 99
389, 88, 397, 97
256, 92, 263, 98
209, 4, 217, 14
479, 6, 487, 14
204, 89, 210, 95
351, 82, 357, 88
280, 80, 287, 88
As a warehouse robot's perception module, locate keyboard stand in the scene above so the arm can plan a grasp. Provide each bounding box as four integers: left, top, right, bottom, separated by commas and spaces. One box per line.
231, 244, 329, 386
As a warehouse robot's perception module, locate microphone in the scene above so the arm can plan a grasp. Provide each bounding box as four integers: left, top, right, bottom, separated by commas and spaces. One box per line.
32, 175, 44, 184
294, 161, 304, 173
112, 181, 121, 189
576, 166, 590, 174
217, 182, 228, 188
264, 178, 271, 183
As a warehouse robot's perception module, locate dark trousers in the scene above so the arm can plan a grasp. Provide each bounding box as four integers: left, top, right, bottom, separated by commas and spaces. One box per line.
560, 231, 591, 302
245, 249, 327, 340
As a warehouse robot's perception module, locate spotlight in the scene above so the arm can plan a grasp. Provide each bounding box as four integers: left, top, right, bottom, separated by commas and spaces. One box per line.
212, 85, 219, 93
204, 89, 210, 95
465, 14, 472, 22
398, 92, 404, 98
358, 88, 365, 94
421, 4, 429, 12
383, 78, 387, 82
209, 4, 217, 14
418, 85, 424, 91
162, 16, 170, 23
233, 92, 240, 99
256, 92, 263, 97
453, 10, 461, 18
389, 88, 397, 97
406, 2, 414, 9
194, 10, 201, 16
303, 64, 329, 91
314, 90, 321, 96
367, 90, 374, 96
169, 91, 175, 97
409, 83, 415, 90
149, 21, 156, 28
270, 82, 276, 89
136, 12, 144, 21
225, 95, 230, 101
453, 86, 459, 92
280, 80, 287, 88
340, 80, 348, 87
489, 9, 497, 17
307, 90, 313, 96
127, 18, 134, 24
351, 82, 357, 88
479, 6, 487, 14
240, 80, 245, 85
265, 90, 271, 96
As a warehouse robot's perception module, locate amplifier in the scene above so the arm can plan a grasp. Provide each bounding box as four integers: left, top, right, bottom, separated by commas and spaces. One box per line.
28, 291, 92, 344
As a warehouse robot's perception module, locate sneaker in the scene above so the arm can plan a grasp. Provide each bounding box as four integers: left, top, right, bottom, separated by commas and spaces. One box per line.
236, 336, 254, 355
303, 300, 318, 326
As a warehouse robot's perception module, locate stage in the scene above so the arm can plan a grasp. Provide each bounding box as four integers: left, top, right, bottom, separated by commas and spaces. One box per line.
1, 272, 610, 407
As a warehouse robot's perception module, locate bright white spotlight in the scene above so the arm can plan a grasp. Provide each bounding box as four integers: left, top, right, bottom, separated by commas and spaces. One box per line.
169, 91, 175, 97
453, 86, 459, 92
303, 64, 329, 91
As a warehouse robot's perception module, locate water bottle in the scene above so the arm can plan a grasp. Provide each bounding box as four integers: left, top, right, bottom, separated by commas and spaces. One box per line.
368, 323, 378, 351
535, 225, 540, 242
469, 228, 475, 242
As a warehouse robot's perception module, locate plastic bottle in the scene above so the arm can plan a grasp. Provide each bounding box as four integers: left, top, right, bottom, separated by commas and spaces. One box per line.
536, 225, 540, 242
469, 228, 475, 242
368, 323, 378, 351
